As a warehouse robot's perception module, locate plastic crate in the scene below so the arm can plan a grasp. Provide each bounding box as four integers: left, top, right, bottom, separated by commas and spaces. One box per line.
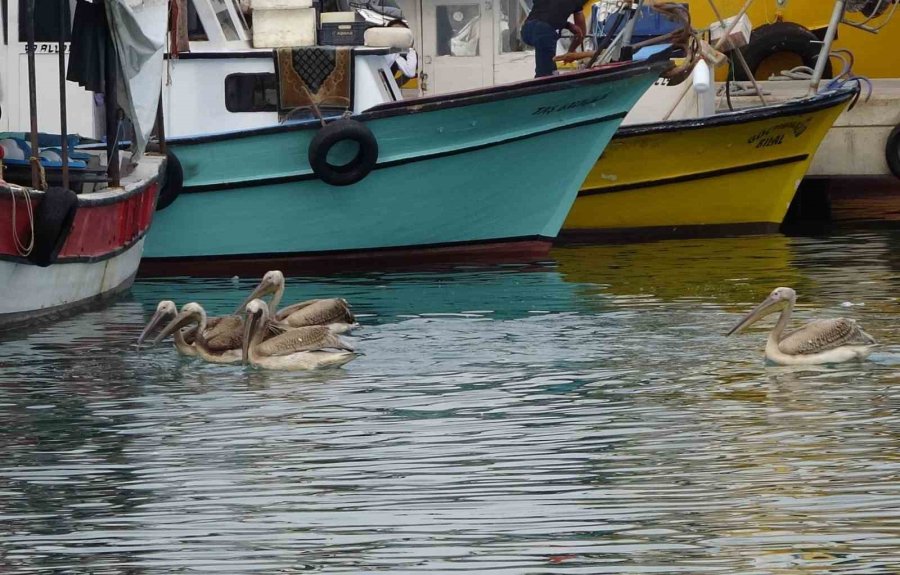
319, 21, 371, 46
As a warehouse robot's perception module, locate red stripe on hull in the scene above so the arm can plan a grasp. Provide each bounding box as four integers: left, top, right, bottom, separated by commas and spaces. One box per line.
0, 183, 158, 260
137, 239, 553, 278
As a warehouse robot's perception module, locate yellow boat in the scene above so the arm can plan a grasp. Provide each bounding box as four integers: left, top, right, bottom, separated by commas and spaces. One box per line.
562, 86, 857, 240
684, 0, 900, 79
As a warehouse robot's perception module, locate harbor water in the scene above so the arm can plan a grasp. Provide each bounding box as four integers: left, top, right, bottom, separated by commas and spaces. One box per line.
1, 229, 899, 574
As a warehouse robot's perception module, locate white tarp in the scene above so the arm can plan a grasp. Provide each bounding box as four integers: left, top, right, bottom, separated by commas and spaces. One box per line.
105, 0, 167, 159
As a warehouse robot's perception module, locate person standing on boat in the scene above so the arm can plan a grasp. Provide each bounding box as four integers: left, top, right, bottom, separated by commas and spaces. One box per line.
521, 0, 588, 78
385, 18, 418, 88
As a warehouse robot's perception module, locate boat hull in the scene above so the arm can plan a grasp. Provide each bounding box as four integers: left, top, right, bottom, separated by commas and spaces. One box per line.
141, 62, 669, 276
562, 88, 855, 240
0, 158, 163, 330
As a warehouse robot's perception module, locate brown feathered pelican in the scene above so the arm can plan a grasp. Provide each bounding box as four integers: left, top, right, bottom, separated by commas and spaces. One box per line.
138, 300, 198, 356
236, 270, 357, 333
152, 302, 248, 364
727, 287, 876, 365
243, 299, 357, 370
137, 300, 242, 357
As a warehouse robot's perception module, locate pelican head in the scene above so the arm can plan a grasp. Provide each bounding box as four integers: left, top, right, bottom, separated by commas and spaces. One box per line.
242, 298, 270, 364
235, 270, 285, 314
153, 302, 205, 345
727, 287, 797, 335
138, 300, 178, 348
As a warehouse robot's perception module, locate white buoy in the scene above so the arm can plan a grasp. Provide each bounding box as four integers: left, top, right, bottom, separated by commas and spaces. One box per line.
692, 59, 711, 93
692, 59, 716, 118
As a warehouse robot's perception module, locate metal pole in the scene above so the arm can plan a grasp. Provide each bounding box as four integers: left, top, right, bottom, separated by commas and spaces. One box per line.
155, 93, 167, 155
105, 0, 120, 188
25, 0, 41, 189
808, 0, 845, 95
58, 0, 69, 190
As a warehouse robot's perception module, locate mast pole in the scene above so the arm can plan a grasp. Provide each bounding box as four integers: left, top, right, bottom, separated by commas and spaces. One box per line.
58, 0, 70, 190
25, 0, 41, 189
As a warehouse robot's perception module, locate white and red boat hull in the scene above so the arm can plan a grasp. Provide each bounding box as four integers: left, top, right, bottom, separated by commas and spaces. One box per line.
0, 157, 163, 330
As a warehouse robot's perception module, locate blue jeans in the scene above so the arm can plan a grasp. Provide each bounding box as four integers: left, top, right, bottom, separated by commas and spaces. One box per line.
521, 20, 559, 78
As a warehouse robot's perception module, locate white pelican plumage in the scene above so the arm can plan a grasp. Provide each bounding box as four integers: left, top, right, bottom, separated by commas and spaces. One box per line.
727, 287, 876, 365
242, 299, 357, 371
236, 270, 357, 333
153, 302, 247, 364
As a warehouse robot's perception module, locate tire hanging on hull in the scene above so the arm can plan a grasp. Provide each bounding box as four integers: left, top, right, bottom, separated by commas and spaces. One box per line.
28, 186, 78, 267
733, 22, 833, 81
308, 119, 379, 187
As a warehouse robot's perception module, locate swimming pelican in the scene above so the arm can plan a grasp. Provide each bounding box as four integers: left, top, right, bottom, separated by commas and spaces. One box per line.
236, 270, 357, 333
138, 300, 198, 356
727, 287, 876, 365
242, 299, 357, 371
153, 302, 248, 364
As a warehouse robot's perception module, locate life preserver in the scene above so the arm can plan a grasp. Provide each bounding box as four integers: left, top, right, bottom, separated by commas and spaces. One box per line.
887, 125, 900, 180
155, 150, 183, 211
308, 119, 379, 187
733, 22, 833, 81
28, 186, 78, 267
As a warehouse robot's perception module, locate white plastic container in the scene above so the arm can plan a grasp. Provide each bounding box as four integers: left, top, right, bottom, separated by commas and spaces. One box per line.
251, 0, 312, 10
709, 13, 752, 51
252, 4, 316, 47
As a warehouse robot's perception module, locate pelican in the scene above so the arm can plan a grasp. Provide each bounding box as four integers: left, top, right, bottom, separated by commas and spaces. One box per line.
152, 302, 248, 364
236, 270, 357, 333
242, 299, 357, 371
727, 287, 876, 365
138, 300, 198, 356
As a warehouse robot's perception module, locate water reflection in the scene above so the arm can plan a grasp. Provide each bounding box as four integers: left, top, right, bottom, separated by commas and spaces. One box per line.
1, 230, 899, 574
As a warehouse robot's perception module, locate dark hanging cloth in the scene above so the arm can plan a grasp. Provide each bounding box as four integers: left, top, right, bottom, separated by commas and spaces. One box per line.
66, 0, 111, 93
18, 0, 72, 43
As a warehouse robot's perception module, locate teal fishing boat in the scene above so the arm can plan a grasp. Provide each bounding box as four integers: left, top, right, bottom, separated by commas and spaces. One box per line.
140, 57, 665, 276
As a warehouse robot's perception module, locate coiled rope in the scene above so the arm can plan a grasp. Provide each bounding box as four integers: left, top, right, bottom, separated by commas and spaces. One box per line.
7, 185, 35, 257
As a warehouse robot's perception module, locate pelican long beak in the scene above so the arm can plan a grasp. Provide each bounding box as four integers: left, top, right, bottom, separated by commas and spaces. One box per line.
152, 310, 197, 345
242, 309, 261, 365
138, 309, 173, 348
234, 278, 275, 315
727, 294, 783, 336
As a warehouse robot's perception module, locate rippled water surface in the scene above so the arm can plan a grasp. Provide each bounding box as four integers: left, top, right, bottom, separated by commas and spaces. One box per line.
2, 230, 900, 574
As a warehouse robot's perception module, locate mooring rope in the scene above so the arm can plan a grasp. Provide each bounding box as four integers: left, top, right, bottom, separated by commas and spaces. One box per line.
28, 156, 48, 191
7, 185, 35, 257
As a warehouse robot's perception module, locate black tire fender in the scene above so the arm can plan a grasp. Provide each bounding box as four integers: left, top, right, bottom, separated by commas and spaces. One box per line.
887, 125, 900, 180
155, 150, 183, 211
308, 119, 379, 187
734, 22, 833, 81
28, 186, 78, 267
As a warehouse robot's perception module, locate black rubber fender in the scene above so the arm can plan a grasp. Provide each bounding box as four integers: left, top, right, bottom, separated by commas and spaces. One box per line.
887, 125, 900, 180
28, 186, 78, 267
308, 119, 379, 187
155, 150, 183, 211
733, 22, 833, 81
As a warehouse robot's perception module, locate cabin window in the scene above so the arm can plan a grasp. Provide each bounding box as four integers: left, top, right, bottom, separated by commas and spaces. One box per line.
500, 0, 533, 53
224, 73, 277, 113
435, 5, 480, 57
17, 0, 73, 43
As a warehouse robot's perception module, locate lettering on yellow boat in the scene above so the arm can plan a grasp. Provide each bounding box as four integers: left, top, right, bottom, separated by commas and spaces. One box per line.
747, 117, 813, 149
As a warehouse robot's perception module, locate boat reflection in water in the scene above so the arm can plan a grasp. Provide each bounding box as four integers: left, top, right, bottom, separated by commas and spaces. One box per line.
551, 234, 806, 308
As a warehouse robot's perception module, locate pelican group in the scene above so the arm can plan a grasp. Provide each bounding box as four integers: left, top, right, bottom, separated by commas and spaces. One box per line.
727, 287, 876, 365
138, 270, 359, 370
